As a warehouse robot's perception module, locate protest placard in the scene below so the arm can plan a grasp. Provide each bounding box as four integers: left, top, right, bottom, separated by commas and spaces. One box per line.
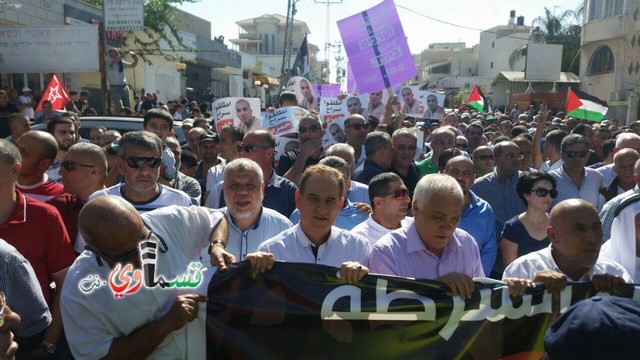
261, 106, 307, 137
337, 0, 417, 94
213, 97, 261, 133
285, 76, 318, 112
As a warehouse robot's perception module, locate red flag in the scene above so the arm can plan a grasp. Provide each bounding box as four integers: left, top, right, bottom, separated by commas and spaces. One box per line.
36, 74, 71, 111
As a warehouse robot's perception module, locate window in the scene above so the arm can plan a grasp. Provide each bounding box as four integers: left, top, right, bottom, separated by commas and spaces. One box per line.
588, 0, 624, 21
588, 46, 614, 74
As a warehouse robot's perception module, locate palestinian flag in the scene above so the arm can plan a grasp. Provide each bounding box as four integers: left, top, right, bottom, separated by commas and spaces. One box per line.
466, 85, 490, 112
293, 34, 311, 80
566, 88, 608, 122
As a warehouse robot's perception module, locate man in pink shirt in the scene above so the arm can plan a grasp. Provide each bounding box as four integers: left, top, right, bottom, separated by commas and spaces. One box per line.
370, 173, 484, 299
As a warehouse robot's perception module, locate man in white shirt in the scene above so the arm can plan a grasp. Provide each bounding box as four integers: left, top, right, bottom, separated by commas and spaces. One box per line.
503, 199, 631, 294
259, 164, 371, 283
90, 131, 192, 212
351, 172, 410, 246
204, 158, 292, 264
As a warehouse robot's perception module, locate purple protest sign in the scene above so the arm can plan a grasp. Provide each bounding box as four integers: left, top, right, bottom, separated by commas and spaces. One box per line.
312, 84, 341, 97
337, 0, 417, 94
346, 62, 357, 94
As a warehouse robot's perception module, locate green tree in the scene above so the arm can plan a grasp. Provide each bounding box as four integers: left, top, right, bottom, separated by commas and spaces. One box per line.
509, 5, 582, 74
83, 0, 198, 62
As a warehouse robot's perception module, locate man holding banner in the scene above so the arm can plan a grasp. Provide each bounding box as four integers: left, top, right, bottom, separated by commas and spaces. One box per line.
370, 174, 483, 299
503, 199, 631, 293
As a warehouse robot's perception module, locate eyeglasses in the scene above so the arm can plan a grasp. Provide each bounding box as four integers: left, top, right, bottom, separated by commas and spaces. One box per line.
124, 156, 162, 169
531, 188, 558, 199
298, 124, 321, 134
455, 143, 468, 149
94, 231, 151, 267
375, 188, 409, 200
61, 160, 95, 171
238, 144, 269, 153
477, 155, 493, 161
565, 150, 588, 158
346, 123, 369, 131
395, 144, 417, 151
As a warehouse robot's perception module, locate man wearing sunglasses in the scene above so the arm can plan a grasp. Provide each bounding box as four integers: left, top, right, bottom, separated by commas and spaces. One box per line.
14, 131, 65, 203
344, 114, 369, 170
62, 195, 231, 359
550, 134, 604, 211
0, 139, 75, 358
444, 156, 497, 277
277, 115, 325, 185
390, 128, 420, 199
89, 131, 192, 212
47, 142, 107, 253
370, 174, 484, 300
351, 172, 410, 245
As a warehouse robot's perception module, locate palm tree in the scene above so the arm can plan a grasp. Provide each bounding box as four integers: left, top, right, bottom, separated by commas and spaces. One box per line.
508, 6, 582, 74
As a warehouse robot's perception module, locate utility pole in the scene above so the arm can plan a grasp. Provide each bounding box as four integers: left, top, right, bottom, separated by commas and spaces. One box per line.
281, 0, 299, 79
333, 43, 344, 85
315, 0, 342, 83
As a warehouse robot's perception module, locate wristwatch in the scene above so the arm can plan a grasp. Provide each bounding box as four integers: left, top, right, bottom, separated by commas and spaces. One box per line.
208, 239, 225, 254
40, 340, 56, 354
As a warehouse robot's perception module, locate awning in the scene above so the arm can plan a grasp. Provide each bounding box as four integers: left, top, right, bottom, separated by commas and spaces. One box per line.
252, 75, 280, 88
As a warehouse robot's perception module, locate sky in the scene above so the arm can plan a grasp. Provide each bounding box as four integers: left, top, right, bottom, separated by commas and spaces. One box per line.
177, 0, 582, 80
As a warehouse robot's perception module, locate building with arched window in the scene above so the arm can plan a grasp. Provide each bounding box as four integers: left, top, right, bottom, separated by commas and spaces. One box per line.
580, 0, 639, 124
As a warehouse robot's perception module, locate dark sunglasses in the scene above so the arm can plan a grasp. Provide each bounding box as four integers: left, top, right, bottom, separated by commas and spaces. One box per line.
396, 144, 417, 151
298, 124, 321, 134
376, 188, 409, 200
531, 188, 558, 199
477, 155, 493, 161
124, 156, 162, 169
238, 144, 269, 153
94, 231, 152, 267
455, 143, 468, 149
346, 123, 369, 131
61, 160, 95, 171
565, 150, 588, 158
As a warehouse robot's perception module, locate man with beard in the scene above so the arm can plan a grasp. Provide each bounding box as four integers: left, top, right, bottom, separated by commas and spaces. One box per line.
464, 122, 484, 154
45, 115, 77, 183
203, 158, 292, 263
389, 128, 420, 199
89, 131, 192, 212
444, 156, 497, 276
400, 87, 420, 114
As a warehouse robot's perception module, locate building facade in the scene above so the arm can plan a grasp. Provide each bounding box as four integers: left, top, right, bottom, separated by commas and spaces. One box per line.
580, 0, 639, 123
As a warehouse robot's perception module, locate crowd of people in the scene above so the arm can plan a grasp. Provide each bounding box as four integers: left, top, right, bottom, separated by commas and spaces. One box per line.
1, 85, 640, 359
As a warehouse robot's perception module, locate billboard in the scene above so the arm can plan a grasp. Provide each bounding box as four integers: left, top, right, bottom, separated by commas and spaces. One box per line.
524, 43, 563, 81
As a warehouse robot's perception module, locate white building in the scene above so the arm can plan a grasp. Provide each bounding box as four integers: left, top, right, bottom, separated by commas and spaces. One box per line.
477, 11, 531, 82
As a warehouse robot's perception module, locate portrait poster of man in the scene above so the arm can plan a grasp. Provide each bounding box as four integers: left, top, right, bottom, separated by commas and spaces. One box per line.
232, 97, 262, 132
419, 91, 446, 120
274, 136, 300, 168
261, 106, 307, 137
322, 117, 347, 150
320, 95, 369, 126
285, 76, 318, 112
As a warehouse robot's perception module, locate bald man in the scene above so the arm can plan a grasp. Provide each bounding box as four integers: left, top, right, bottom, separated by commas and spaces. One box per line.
596, 132, 640, 186
602, 148, 640, 201
15, 131, 65, 202
503, 199, 631, 294
61, 195, 232, 359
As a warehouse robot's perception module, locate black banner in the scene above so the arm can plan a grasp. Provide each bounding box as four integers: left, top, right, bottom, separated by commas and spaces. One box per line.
206, 262, 639, 360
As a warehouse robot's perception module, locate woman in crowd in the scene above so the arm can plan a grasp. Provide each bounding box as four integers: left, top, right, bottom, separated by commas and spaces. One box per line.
501, 171, 557, 267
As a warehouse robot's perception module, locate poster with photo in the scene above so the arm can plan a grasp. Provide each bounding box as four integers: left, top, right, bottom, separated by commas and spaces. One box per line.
418, 91, 445, 120
213, 97, 261, 133
321, 117, 347, 150
274, 136, 300, 168
261, 106, 307, 137
396, 85, 423, 117
285, 76, 318, 112
319, 95, 369, 126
